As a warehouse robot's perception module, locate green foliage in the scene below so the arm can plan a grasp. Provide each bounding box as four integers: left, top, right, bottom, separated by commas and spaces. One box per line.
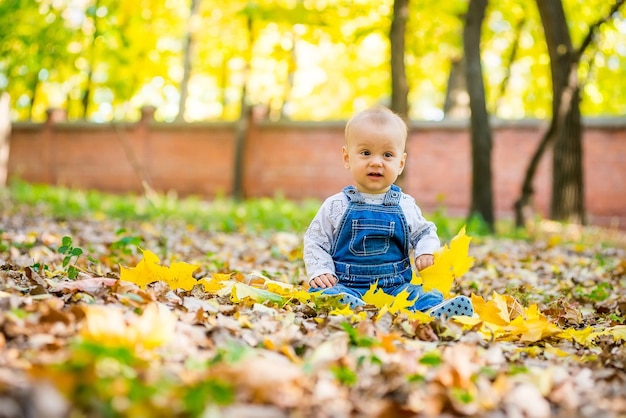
608, 313, 624, 324
331, 364, 358, 387
30, 262, 49, 275
407, 373, 426, 383
108, 229, 143, 264
451, 387, 475, 404
0, 229, 6, 253
341, 322, 378, 348
418, 351, 443, 366
507, 365, 529, 375
466, 212, 494, 237
7, 179, 320, 233
58, 236, 84, 279
1, 0, 624, 121
208, 343, 253, 366
182, 379, 235, 412
574, 282, 613, 303
505, 284, 532, 307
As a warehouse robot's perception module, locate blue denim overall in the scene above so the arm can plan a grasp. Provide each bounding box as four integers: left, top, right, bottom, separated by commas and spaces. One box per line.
315, 185, 443, 311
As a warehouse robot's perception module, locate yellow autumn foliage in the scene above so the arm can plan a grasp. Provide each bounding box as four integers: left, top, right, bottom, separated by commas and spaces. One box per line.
356, 227, 474, 321
415, 226, 475, 297
120, 249, 199, 290
80, 302, 176, 351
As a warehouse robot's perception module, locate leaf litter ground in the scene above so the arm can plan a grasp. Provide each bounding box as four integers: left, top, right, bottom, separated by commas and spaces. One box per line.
1, 210, 625, 418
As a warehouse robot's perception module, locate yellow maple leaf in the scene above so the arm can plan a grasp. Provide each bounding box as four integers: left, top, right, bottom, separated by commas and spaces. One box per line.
120, 249, 199, 291
80, 304, 131, 348
608, 325, 626, 342
199, 272, 233, 293
80, 303, 176, 351
266, 282, 313, 304
212, 272, 234, 282
329, 304, 354, 316
417, 226, 475, 297
558, 326, 596, 346
362, 282, 396, 308
472, 292, 514, 325
456, 292, 564, 343
510, 305, 561, 343
588, 325, 626, 343
388, 287, 419, 313
375, 304, 390, 322
362, 282, 433, 321
543, 343, 572, 358
132, 303, 178, 350
404, 309, 435, 323
448, 227, 475, 277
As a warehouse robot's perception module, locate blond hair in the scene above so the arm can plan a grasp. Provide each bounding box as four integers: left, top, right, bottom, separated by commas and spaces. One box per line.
345, 106, 408, 143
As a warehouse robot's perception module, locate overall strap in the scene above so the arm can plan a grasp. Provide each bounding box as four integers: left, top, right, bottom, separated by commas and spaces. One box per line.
342, 185, 403, 206
383, 184, 402, 205
342, 186, 365, 203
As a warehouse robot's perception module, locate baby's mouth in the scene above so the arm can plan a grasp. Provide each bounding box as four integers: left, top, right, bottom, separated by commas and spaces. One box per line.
368, 172, 383, 178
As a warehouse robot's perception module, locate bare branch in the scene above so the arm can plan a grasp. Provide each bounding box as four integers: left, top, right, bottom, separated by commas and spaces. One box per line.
576, 0, 626, 58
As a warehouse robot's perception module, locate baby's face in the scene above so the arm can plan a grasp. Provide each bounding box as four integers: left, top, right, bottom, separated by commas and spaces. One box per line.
342, 118, 406, 194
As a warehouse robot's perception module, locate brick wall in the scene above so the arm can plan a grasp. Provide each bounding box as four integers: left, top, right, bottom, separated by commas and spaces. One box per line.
6, 108, 626, 228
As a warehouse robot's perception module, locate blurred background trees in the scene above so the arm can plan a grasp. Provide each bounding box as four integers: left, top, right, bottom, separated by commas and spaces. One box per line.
1, 0, 625, 230
1, 0, 624, 123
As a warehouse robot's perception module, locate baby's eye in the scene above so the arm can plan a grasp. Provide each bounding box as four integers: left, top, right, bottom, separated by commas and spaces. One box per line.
384, 152, 393, 158
361, 150, 371, 156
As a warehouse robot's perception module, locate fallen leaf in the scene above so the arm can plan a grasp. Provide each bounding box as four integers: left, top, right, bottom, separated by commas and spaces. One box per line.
80, 302, 176, 351
119, 249, 199, 291
417, 226, 475, 297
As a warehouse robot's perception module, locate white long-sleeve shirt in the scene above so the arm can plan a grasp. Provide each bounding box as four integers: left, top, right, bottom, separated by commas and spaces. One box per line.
303, 190, 440, 281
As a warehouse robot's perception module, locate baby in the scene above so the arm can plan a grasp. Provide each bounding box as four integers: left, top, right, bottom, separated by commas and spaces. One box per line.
303, 106, 473, 318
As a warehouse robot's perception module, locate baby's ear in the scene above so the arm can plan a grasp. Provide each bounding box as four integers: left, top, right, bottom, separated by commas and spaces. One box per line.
342, 146, 350, 168
399, 152, 407, 170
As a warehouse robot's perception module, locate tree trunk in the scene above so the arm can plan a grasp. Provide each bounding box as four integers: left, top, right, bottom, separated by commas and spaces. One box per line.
443, 57, 469, 119
0, 92, 10, 186
550, 80, 583, 222
278, 30, 298, 120
82, 0, 101, 119
514, 0, 624, 227
176, 0, 200, 122
27, 74, 40, 121
232, 14, 254, 201
464, 0, 494, 232
390, 0, 409, 119
536, 0, 584, 224
494, 15, 526, 113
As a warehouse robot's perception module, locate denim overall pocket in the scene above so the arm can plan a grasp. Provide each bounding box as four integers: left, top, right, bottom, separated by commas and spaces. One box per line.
349, 219, 395, 256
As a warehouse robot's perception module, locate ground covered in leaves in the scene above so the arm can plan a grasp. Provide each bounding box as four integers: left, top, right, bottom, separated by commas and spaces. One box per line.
1, 191, 626, 418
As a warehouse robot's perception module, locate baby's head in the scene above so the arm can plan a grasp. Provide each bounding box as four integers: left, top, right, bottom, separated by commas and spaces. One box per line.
342, 106, 408, 194
345, 106, 408, 150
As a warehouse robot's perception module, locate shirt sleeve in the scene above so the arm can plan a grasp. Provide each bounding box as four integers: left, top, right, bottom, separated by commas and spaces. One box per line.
303, 193, 348, 281
400, 194, 441, 257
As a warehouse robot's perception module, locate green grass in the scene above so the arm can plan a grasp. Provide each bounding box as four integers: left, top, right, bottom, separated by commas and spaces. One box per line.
2, 179, 623, 247
0, 179, 480, 240
1, 179, 322, 234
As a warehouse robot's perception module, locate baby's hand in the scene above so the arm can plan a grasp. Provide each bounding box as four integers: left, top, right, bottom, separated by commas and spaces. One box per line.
309, 273, 337, 289
415, 254, 434, 271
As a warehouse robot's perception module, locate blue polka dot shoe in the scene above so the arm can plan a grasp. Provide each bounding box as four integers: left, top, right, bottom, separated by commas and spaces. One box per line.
338, 293, 366, 308
428, 295, 474, 319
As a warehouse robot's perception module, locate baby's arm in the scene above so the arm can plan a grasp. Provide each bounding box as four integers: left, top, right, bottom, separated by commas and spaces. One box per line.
401, 195, 440, 267
303, 195, 347, 289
